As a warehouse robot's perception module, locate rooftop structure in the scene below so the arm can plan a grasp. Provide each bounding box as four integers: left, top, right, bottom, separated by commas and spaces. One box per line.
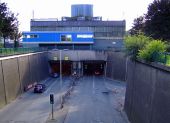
71, 4, 93, 17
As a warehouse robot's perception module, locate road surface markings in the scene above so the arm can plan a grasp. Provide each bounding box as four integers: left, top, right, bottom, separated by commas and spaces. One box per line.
93, 75, 95, 94
44, 79, 59, 94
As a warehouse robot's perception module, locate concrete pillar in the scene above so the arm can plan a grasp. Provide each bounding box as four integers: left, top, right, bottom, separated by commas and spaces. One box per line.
90, 45, 92, 50
78, 61, 81, 76
72, 44, 75, 50
72, 61, 77, 74
81, 62, 84, 76
104, 61, 107, 78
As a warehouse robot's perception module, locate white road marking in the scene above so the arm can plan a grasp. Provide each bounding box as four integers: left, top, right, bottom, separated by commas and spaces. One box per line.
93, 75, 95, 94
44, 79, 58, 94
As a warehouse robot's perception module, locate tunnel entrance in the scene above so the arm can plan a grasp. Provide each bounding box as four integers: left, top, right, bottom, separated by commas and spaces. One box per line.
49, 60, 72, 76
83, 61, 105, 76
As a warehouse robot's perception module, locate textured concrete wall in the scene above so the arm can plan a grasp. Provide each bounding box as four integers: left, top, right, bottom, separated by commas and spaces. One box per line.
2, 58, 21, 103
125, 60, 170, 123
29, 54, 39, 83
93, 39, 124, 50
0, 61, 6, 108
40, 53, 49, 79
35, 53, 49, 82
106, 51, 126, 81
151, 69, 170, 123
0, 52, 49, 108
48, 50, 107, 61
18, 56, 31, 92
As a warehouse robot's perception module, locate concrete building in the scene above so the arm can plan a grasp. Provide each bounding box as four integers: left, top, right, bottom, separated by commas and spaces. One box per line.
23, 4, 126, 50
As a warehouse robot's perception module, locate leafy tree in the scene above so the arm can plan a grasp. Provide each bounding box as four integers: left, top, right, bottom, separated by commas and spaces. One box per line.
145, 0, 170, 41
130, 0, 170, 42
129, 16, 145, 35
0, 3, 8, 37
124, 34, 152, 59
10, 20, 22, 48
138, 40, 167, 62
0, 2, 18, 48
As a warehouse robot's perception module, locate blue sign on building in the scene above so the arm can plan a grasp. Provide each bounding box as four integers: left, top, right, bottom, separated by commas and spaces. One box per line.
22, 31, 94, 44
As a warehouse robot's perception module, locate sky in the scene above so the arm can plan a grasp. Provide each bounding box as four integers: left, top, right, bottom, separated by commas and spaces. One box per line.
1, 0, 154, 31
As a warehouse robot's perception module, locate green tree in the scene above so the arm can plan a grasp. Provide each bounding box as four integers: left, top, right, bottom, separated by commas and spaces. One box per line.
0, 3, 8, 37
0, 2, 18, 48
145, 0, 170, 41
129, 16, 145, 35
124, 34, 152, 59
130, 0, 170, 42
10, 20, 22, 48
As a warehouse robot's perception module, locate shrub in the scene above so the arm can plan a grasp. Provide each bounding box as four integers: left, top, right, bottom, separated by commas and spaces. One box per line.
138, 40, 167, 62
124, 34, 151, 59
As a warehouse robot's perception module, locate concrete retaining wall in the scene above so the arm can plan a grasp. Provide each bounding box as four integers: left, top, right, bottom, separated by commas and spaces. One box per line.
0, 62, 6, 108
18, 56, 31, 92
0, 52, 49, 108
125, 60, 170, 123
106, 51, 126, 81
2, 58, 21, 104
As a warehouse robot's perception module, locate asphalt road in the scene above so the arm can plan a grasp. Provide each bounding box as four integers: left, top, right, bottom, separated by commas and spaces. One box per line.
0, 76, 128, 123
51, 76, 128, 123
0, 77, 72, 123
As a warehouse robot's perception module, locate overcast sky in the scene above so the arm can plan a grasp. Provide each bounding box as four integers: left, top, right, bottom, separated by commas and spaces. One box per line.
1, 0, 154, 31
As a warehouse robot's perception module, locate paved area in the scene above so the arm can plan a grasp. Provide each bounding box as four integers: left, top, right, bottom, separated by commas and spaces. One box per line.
0, 76, 128, 123
47, 76, 128, 123
0, 77, 72, 123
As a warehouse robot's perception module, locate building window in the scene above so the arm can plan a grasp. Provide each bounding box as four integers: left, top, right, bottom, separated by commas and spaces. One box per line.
77, 34, 93, 38
61, 34, 72, 41
30, 35, 38, 38
23, 34, 38, 38
23, 35, 27, 38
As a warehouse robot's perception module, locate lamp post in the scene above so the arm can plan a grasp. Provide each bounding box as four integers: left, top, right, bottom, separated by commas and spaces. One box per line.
59, 50, 62, 89
104, 61, 107, 78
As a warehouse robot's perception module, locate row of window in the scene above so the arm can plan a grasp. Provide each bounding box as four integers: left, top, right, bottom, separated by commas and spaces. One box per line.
31, 26, 124, 32
94, 32, 124, 37
23, 35, 38, 38
23, 34, 72, 41
23, 34, 93, 41
26, 31, 124, 38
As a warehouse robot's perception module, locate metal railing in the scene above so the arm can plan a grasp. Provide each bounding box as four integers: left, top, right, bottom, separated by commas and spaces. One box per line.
153, 52, 170, 66
0, 47, 47, 57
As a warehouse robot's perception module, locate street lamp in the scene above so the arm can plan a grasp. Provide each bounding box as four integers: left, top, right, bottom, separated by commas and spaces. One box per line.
59, 50, 62, 89
59, 49, 68, 89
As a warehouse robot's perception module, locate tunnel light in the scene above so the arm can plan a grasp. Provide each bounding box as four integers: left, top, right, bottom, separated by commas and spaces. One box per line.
64, 56, 69, 61
53, 57, 58, 60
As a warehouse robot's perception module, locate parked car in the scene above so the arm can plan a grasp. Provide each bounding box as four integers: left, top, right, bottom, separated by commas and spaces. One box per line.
51, 73, 59, 78
34, 84, 46, 93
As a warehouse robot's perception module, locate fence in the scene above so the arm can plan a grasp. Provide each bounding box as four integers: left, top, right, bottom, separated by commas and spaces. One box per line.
153, 52, 170, 66
0, 47, 47, 57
